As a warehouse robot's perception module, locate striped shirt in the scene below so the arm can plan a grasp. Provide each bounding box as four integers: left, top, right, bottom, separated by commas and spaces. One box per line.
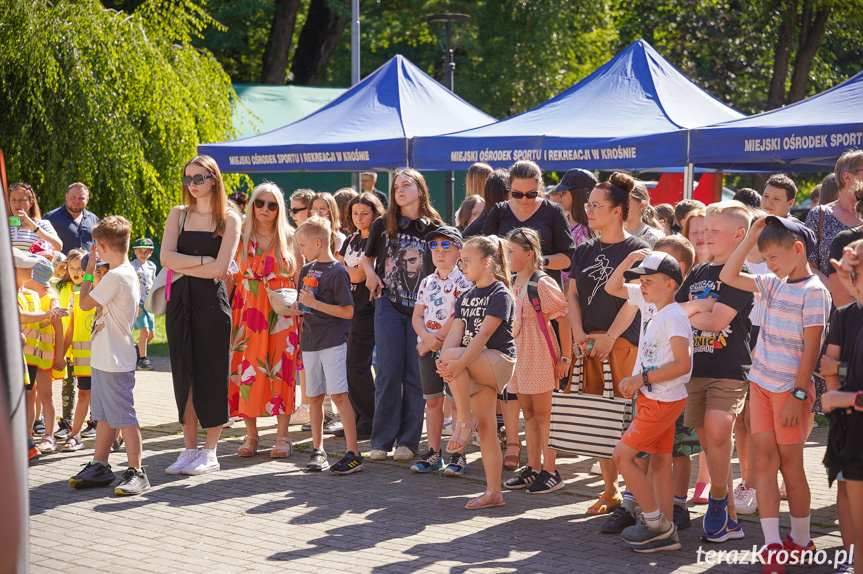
9, 220, 57, 252
750, 274, 830, 393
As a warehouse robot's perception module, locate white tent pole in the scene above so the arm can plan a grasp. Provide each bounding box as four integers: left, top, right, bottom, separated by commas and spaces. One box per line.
684, 163, 695, 200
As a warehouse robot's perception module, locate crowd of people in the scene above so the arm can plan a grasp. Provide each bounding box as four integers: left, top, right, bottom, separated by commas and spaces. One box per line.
11, 150, 863, 574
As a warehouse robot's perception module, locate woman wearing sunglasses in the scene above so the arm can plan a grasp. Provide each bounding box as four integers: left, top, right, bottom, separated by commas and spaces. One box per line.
159, 155, 242, 476
228, 183, 301, 459
482, 161, 575, 288
362, 168, 442, 462
289, 188, 315, 227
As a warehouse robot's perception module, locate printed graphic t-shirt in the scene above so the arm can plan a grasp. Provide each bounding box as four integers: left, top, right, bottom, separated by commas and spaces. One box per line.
89, 262, 140, 372
339, 232, 373, 313
131, 259, 157, 305
298, 260, 354, 352
454, 280, 516, 358
570, 235, 648, 346
675, 262, 754, 381
416, 267, 474, 341
364, 216, 439, 316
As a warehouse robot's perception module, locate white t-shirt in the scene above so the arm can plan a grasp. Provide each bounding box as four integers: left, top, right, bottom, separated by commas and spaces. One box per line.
89, 262, 140, 372
416, 267, 474, 341
626, 284, 692, 402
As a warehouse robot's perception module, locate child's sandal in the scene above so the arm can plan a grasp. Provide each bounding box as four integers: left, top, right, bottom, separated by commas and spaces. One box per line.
502, 444, 522, 470
587, 491, 622, 515
38, 436, 57, 454
237, 436, 259, 457
62, 434, 85, 452
270, 437, 292, 459
465, 490, 504, 509
446, 417, 477, 453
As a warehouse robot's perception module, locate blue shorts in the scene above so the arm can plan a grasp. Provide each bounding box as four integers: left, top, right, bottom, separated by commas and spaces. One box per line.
90, 368, 138, 429
134, 307, 155, 331
303, 344, 349, 397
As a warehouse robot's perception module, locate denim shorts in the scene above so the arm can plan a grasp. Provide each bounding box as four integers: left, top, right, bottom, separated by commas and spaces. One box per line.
90, 368, 138, 428
303, 343, 349, 397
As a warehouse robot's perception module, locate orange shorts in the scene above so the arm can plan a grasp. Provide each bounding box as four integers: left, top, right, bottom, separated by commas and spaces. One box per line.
620, 394, 687, 454
750, 383, 814, 445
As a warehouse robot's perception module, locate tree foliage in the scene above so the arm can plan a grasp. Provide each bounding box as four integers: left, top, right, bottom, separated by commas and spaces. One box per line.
0, 0, 238, 237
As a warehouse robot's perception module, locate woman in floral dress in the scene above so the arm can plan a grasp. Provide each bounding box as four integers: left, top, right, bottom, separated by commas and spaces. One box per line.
230, 183, 301, 458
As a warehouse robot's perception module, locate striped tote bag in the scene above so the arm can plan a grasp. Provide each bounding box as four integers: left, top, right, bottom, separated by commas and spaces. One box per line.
548, 355, 633, 459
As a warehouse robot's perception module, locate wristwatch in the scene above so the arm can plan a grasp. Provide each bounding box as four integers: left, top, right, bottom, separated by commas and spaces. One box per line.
542, 256, 550, 266
561, 356, 571, 364
790, 387, 808, 401
641, 371, 652, 392
854, 391, 863, 412
838, 362, 849, 381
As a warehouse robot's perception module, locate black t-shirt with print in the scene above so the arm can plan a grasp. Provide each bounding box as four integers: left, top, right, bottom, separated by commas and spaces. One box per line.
827, 227, 863, 276
364, 216, 439, 316
570, 235, 648, 346
454, 281, 516, 358
482, 199, 576, 287
298, 260, 354, 352
674, 262, 754, 381
339, 232, 374, 314
825, 302, 863, 364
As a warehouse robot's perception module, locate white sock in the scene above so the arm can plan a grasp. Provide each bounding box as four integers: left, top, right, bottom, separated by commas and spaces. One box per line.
760, 517, 782, 546
643, 509, 662, 528
790, 515, 811, 546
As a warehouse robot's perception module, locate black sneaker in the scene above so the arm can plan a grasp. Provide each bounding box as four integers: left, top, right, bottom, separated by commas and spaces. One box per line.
137, 358, 154, 371
54, 418, 71, 440
526, 469, 565, 494
673, 503, 691, 530
504, 466, 538, 490
443, 452, 468, 476
32, 418, 45, 437
306, 448, 329, 471
80, 420, 97, 438
601, 505, 637, 533
69, 461, 116, 489
115, 467, 151, 496
411, 449, 444, 473
330, 452, 363, 475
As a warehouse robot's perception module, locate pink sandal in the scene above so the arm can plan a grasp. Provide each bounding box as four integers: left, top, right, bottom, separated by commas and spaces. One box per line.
446, 417, 477, 453
466, 491, 504, 509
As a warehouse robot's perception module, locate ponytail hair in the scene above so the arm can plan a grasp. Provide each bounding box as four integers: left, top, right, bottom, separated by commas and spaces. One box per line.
594, 171, 635, 220
464, 235, 511, 289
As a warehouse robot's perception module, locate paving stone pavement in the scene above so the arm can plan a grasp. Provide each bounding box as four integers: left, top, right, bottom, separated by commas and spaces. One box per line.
30, 357, 846, 573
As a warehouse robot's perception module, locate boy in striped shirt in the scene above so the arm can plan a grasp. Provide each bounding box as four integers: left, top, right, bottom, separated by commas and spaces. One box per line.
720, 215, 830, 573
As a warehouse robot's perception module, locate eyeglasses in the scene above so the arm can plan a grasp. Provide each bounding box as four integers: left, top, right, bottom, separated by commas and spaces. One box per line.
290, 206, 308, 215
852, 168, 863, 175
457, 258, 474, 269
254, 199, 279, 211
181, 174, 214, 186
312, 207, 331, 215
429, 240, 460, 250
511, 190, 539, 200
585, 202, 611, 212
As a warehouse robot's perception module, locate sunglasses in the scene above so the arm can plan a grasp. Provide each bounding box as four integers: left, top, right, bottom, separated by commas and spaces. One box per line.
510, 227, 532, 245
291, 206, 308, 215
254, 199, 279, 211
181, 174, 214, 186
429, 240, 460, 250
511, 190, 539, 200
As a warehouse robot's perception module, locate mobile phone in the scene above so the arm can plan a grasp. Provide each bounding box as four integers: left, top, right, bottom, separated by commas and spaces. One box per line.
8, 216, 21, 227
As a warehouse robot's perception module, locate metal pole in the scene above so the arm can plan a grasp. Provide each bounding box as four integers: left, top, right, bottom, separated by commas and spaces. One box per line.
444, 20, 455, 224
684, 163, 695, 201
351, 0, 361, 191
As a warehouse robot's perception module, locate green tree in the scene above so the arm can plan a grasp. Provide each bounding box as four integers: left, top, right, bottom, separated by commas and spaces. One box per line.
0, 0, 238, 237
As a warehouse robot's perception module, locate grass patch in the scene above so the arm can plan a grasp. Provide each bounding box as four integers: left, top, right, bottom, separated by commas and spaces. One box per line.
147, 314, 169, 357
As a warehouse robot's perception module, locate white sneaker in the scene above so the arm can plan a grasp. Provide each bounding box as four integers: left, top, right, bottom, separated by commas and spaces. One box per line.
736, 487, 758, 515
368, 449, 389, 460
182, 448, 220, 475
733, 482, 746, 501
166, 448, 199, 475
393, 446, 415, 461
590, 461, 601, 475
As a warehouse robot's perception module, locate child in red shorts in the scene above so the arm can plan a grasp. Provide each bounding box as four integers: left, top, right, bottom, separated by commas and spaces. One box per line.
611, 252, 693, 552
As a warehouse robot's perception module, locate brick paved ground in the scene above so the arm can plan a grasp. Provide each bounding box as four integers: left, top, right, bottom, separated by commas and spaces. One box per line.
30, 358, 845, 573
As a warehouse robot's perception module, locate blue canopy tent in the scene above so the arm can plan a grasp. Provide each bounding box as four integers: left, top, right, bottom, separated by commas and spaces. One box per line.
411, 40, 744, 173
198, 55, 494, 173
689, 70, 863, 171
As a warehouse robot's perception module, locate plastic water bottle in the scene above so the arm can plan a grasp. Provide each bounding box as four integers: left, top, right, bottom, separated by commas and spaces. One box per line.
298, 274, 318, 313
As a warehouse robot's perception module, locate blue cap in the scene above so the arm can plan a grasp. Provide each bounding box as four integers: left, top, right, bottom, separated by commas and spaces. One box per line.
764, 215, 817, 255
30, 256, 54, 287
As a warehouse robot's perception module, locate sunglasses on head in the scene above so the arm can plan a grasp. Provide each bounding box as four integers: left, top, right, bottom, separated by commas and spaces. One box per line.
290, 206, 308, 215
511, 190, 538, 200
429, 240, 460, 250
181, 174, 214, 186
254, 199, 279, 211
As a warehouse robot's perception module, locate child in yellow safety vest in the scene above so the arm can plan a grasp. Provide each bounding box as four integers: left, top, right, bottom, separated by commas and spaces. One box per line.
52, 251, 78, 438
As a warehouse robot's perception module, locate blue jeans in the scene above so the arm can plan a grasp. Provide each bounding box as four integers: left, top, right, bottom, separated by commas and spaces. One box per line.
371, 296, 424, 452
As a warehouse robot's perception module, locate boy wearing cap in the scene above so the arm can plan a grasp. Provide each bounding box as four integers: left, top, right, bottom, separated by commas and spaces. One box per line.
411, 226, 473, 474
611, 252, 693, 552
720, 216, 830, 569
131, 238, 157, 371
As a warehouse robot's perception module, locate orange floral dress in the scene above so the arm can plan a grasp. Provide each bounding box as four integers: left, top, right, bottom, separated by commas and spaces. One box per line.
229, 239, 299, 418
508, 275, 567, 395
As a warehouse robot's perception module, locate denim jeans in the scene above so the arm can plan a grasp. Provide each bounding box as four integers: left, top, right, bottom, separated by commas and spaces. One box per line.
371, 296, 424, 453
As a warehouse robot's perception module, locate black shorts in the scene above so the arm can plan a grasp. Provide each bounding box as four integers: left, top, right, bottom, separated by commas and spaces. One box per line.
418, 351, 446, 400
77, 376, 92, 391
26, 364, 37, 391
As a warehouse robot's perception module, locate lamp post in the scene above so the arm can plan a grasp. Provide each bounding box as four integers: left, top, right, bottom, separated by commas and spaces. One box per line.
427, 13, 470, 224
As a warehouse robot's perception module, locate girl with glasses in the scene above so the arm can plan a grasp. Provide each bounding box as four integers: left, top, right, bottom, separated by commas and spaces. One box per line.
311, 192, 346, 252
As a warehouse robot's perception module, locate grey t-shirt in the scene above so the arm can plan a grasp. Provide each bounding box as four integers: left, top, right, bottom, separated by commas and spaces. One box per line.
298, 260, 354, 352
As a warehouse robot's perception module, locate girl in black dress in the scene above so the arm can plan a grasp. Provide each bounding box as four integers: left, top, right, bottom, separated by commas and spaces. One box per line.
160, 155, 242, 476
